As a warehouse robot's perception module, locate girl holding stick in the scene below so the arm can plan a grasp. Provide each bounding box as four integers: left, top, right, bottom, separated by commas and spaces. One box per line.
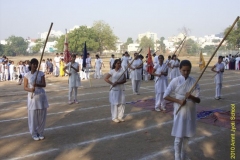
105, 59, 126, 123
64, 54, 81, 104
24, 58, 49, 141
163, 60, 200, 160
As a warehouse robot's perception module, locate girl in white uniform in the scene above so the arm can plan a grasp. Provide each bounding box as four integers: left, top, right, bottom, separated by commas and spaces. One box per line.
94, 55, 103, 79
24, 58, 49, 141
105, 59, 126, 123
152, 55, 168, 112
64, 54, 81, 104
163, 60, 200, 160
169, 55, 180, 80
129, 53, 143, 95
211, 56, 224, 100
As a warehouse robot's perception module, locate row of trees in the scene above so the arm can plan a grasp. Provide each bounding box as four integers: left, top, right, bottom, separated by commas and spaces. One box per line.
55, 21, 118, 54
0, 20, 239, 56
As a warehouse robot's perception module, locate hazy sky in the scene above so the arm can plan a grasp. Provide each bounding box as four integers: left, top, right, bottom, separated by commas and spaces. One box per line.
0, 0, 239, 42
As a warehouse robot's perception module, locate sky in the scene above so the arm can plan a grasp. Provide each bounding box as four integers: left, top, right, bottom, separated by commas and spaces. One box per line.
0, 0, 239, 42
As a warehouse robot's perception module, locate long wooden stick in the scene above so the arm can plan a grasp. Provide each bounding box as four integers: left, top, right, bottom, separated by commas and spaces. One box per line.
155, 36, 186, 83
176, 16, 239, 115
31, 22, 53, 99
177, 39, 186, 57
109, 49, 142, 91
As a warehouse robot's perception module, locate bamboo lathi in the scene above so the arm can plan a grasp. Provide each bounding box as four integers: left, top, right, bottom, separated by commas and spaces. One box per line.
31, 23, 53, 99
176, 16, 240, 115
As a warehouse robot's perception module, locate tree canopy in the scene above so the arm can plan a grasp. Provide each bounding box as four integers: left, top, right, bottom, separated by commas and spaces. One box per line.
139, 36, 154, 50
224, 20, 240, 50
4, 36, 28, 56
55, 21, 118, 55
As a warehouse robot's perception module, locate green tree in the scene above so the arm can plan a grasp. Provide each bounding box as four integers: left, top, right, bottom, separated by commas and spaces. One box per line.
202, 45, 216, 54
157, 37, 166, 53
224, 20, 240, 49
55, 26, 99, 53
92, 20, 118, 54
139, 36, 154, 50
0, 44, 5, 56
4, 36, 28, 56
32, 39, 43, 53
121, 37, 134, 51
184, 39, 199, 55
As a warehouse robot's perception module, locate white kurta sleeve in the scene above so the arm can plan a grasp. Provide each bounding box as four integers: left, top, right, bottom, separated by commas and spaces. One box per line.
163, 77, 178, 98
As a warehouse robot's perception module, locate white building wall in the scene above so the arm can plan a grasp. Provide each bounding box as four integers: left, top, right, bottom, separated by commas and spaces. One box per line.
128, 43, 140, 52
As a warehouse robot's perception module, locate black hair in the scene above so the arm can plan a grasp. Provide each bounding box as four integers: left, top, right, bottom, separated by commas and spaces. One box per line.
112, 59, 121, 69
180, 60, 192, 69
96, 54, 100, 58
124, 51, 128, 55
158, 55, 164, 60
29, 58, 39, 71
172, 55, 176, 59
111, 54, 115, 58
71, 54, 76, 58
218, 56, 223, 59
168, 55, 171, 59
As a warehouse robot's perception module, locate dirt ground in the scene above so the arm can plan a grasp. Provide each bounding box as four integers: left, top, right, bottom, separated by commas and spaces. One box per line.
0, 55, 239, 160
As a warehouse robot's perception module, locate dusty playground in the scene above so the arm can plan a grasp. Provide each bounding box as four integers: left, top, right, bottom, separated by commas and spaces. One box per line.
0, 55, 239, 160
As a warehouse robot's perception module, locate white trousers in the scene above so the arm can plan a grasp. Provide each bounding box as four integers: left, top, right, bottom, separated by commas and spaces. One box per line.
155, 93, 166, 109
122, 65, 128, 78
111, 104, 125, 120
0, 72, 4, 81
69, 87, 78, 101
54, 64, 60, 76
94, 67, 101, 79
235, 63, 239, 70
225, 64, 229, 70
143, 73, 149, 81
85, 66, 91, 79
131, 79, 141, 94
174, 137, 189, 160
80, 71, 86, 79
215, 83, 222, 98
28, 109, 47, 137
10, 72, 15, 81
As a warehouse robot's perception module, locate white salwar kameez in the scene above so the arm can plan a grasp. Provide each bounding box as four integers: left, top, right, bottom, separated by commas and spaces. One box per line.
66, 62, 81, 101
163, 75, 200, 160
54, 56, 60, 76
130, 59, 142, 94
214, 62, 224, 99
165, 59, 172, 79
143, 62, 149, 81
169, 60, 180, 80
121, 56, 129, 78
85, 57, 91, 79
154, 63, 168, 110
94, 58, 102, 79
109, 68, 125, 120
25, 71, 49, 138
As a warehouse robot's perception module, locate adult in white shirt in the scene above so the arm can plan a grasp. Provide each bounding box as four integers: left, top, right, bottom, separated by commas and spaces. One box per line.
153, 53, 159, 66
109, 54, 115, 69
224, 56, 229, 70
152, 55, 168, 111
9, 61, 15, 81
235, 55, 240, 70
121, 52, 130, 79
169, 55, 180, 80
211, 56, 224, 100
129, 52, 143, 94
54, 53, 60, 76
94, 55, 103, 79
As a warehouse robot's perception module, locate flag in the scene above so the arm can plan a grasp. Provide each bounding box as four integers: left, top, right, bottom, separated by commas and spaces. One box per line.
82, 41, 87, 68
147, 47, 154, 74
63, 29, 71, 63
199, 50, 205, 71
